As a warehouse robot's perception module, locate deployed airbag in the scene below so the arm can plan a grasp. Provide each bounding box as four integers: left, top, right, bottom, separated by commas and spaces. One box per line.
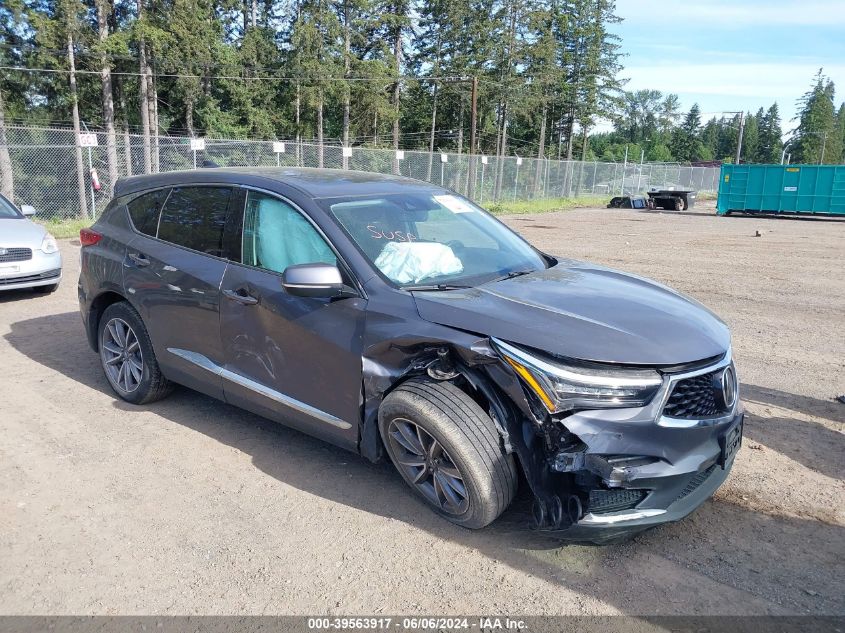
374, 242, 463, 284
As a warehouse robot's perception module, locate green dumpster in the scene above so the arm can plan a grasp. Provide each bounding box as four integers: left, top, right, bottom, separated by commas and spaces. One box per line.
717, 163, 845, 216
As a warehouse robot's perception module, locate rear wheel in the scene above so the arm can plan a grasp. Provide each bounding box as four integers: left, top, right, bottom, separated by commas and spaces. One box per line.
674, 196, 684, 211
379, 378, 518, 529
98, 301, 173, 405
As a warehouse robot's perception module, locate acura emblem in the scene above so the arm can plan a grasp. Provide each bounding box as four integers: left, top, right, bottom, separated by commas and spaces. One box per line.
721, 366, 737, 409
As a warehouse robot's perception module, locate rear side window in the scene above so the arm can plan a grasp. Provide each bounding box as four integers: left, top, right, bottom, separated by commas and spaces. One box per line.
127, 189, 169, 236
157, 186, 232, 256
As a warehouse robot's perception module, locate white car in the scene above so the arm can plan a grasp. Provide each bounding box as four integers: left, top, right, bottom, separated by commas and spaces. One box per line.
0, 194, 62, 293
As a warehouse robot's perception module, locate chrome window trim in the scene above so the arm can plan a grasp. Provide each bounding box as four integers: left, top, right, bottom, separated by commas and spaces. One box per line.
167, 348, 352, 431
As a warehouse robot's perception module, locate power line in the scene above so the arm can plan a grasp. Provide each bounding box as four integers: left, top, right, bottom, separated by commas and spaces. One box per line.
0, 65, 472, 84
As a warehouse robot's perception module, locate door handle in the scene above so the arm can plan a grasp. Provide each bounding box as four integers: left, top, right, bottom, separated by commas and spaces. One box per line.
127, 252, 150, 267
223, 288, 259, 305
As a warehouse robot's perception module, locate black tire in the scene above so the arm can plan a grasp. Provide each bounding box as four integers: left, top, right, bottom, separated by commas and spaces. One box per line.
33, 283, 59, 294
379, 378, 518, 529
98, 301, 173, 405
674, 196, 683, 211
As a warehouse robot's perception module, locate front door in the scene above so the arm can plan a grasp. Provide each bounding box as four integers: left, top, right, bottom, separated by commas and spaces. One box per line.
219, 189, 366, 450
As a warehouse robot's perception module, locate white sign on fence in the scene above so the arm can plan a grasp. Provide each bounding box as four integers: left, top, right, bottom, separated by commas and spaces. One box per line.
481, 156, 488, 165
342, 146, 353, 158
189, 138, 206, 151
516, 157, 523, 166
440, 153, 448, 163
395, 150, 405, 160
78, 133, 98, 147
273, 141, 286, 153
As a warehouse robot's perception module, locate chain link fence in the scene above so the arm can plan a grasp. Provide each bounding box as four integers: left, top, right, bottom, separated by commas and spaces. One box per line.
0, 126, 720, 222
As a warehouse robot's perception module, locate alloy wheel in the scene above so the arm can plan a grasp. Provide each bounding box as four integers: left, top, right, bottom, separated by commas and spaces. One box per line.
387, 417, 469, 515
101, 317, 144, 394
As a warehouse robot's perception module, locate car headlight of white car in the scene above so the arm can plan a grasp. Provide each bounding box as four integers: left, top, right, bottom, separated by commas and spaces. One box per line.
40, 233, 59, 254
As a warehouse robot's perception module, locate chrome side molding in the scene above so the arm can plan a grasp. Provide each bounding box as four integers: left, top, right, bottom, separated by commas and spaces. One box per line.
167, 348, 352, 431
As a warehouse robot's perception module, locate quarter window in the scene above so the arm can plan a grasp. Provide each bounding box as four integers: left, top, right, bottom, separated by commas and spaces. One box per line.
242, 191, 336, 274
127, 189, 169, 237
157, 186, 232, 256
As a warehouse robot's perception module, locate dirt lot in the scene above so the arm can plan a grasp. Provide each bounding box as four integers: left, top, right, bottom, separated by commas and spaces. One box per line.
1, 204, 843, 616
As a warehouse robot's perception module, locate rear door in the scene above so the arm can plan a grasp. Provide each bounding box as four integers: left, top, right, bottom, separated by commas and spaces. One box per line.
218, 189, 366, 450
123, 185, 236, 399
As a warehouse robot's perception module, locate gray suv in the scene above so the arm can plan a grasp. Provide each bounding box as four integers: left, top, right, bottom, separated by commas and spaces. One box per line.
78, 168, 743, 543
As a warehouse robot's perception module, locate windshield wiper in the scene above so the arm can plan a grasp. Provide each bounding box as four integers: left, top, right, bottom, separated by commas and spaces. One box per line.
405, 283, 474, 291
488, 269, 535, 283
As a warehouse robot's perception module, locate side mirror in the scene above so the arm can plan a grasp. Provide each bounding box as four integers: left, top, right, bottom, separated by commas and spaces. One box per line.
20, 205, 36, 217
282, 263, 351, 298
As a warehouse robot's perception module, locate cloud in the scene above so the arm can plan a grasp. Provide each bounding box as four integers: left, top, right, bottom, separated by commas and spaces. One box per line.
618, 0, 845, 27
623, 63, 845, 100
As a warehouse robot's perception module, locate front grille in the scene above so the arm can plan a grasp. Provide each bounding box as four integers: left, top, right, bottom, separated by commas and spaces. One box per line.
0, 247, 32, 263
0, 268, 60, 286
663, 370, 726, 418
676, 465, 717, 502
588, 489, 648, 514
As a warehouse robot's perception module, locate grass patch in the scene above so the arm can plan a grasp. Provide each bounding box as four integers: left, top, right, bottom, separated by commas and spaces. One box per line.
35, 217, 91, 240
487, 195, 609, 215
697, 191, 718, 201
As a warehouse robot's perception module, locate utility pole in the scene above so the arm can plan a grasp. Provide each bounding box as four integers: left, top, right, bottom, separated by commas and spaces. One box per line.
620, 144, 628, 195
467, 76, 478, 198
470, 76, 478, 158
820, 131, 827, 164
735, 111, 745, 164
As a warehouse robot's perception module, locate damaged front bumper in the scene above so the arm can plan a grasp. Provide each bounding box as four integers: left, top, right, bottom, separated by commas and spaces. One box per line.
491, 351, 744, 544
544, 409, 743, 543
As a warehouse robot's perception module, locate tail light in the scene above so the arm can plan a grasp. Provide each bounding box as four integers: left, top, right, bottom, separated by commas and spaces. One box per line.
80, 228, 102, 246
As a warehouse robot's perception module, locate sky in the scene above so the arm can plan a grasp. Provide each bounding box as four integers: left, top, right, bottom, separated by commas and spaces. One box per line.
610, 0, 845, 135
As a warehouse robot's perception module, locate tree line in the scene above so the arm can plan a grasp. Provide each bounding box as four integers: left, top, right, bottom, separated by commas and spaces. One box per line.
593, 70, 845, 167
0, 0, 843, 203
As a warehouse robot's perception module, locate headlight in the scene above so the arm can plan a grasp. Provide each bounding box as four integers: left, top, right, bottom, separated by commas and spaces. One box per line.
493, 338, 663, 413
40, 233, 59, 254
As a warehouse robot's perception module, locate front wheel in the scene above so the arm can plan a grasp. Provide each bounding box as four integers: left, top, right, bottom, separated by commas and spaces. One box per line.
379, 378, 518, 529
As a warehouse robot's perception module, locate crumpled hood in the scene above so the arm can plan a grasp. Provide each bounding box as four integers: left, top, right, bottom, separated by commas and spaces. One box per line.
412, 260, 730, 366
0, 218, 47, 247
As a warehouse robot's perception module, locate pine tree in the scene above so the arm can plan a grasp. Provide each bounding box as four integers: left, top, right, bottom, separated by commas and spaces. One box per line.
670, 103, 704, 162
836, 103, 845, 163
290, 0, 342, 165
742, 110, 758, 163
793, 69, 837, 164
758, 103, 782, 163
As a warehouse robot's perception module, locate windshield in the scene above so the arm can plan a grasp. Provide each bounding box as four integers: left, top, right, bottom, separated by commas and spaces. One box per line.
0, 195, 22, 219
323, 193, 547, 288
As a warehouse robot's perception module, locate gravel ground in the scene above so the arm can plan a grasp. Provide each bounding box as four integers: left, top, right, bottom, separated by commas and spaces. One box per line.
1, 203, 843, 616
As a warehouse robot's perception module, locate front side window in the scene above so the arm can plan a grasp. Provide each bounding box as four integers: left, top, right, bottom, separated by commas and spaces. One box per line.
242, 191, 336, 274
323, 193, 546, 287
157, 186, 232, 256
127, 189, 169, 236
